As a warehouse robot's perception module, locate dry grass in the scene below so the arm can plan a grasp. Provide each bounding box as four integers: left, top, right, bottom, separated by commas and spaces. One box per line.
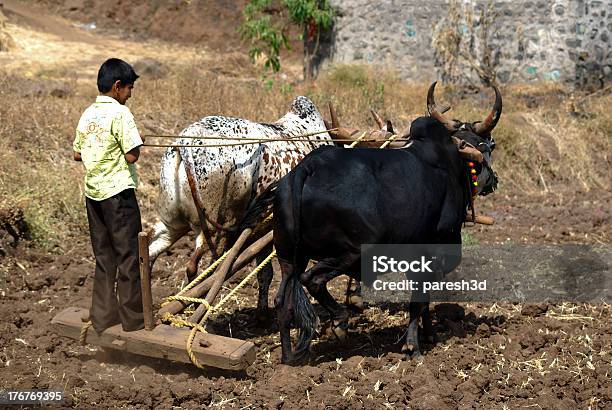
0, 8, 15, 52
0, 63, 610, 248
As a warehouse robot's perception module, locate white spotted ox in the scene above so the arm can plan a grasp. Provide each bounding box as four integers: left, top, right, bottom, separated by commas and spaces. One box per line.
148, 96, 332, 314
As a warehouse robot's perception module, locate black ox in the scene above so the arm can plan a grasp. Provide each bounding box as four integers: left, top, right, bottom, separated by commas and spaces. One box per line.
257, 83, 502, 364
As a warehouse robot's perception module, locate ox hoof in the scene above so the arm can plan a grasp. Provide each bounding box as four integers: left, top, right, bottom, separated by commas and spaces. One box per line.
347, 294, 365, 311
185, 266, 197, 284
401, 343, 414, 354
282, 350, 310, 366
325, 322, 348, 341
401, 343, 423, 360
406, 351, 423, 361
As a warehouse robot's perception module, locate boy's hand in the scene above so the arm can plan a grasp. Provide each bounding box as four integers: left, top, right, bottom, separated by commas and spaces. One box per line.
125, 147, 140, 163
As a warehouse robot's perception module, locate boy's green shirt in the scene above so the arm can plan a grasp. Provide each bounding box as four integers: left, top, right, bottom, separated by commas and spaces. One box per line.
73, 96, 143, 201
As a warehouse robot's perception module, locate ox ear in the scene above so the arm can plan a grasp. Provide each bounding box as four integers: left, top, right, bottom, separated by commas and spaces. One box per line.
452, 136, 484, 163
383, 120, 395, 134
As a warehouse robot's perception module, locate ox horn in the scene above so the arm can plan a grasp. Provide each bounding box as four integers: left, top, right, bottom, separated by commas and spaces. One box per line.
370, 109, 385, 128
473, 85, 503, 135
329, 102, 340, 130
328, 102, 360, 140
427, 82, 461, 131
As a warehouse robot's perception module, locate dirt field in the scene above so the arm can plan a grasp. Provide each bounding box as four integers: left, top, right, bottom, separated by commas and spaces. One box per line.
0, 2, 610, 409
2, 192, 611, 408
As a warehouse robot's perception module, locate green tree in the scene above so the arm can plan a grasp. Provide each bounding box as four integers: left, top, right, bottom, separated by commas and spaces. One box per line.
239, 0, 334, 80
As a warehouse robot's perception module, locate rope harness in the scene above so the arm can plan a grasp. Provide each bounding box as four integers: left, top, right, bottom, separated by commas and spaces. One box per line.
160, 214, 274, 368
79, 320, 92, 346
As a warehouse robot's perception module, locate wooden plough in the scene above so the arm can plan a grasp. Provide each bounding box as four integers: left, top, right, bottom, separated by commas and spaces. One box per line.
52, 225, 272, 370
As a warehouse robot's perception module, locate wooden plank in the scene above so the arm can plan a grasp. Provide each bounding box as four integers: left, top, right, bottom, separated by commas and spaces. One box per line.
138, 232, 154, 330
51, 307, 256, 370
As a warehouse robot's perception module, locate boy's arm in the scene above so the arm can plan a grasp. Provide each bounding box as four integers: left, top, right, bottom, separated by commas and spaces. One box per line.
73, 126, 85, 162
115, 109, 143, 163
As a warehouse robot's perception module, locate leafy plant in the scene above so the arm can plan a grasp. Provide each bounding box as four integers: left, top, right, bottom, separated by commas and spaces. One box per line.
239, 0, 334, 79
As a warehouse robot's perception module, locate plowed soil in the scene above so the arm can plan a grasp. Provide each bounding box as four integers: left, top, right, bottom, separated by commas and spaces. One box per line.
1, 189, 610, 408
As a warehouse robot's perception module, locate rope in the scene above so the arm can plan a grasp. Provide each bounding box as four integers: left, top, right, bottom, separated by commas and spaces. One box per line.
159, 311, 208, 367
347, 131, 368, 148
183, 250, 277, 368
379, 133, 401, 149
164, 295, 213, 308
141, 126, 412, 149
160, 251, 230, 308
158, 212, 275, 368
161, 312, 208, 334
143, 137, 411, 149
143, 128, 337, 141
79, 321, 92, 346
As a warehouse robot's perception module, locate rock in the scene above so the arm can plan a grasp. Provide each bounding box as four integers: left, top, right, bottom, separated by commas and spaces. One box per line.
521, 303, 548, 317
65, 0, 85, 11
133, 58, 168, 79
435, 303, 465, 322
475, 322, 490, 336
444, 319, 467, 338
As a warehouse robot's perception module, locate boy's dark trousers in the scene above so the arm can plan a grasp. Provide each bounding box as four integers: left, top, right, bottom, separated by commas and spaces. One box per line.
85, 189, 144, 333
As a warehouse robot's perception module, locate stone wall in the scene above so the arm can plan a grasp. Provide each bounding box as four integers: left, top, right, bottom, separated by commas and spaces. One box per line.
313, 0, 611, 89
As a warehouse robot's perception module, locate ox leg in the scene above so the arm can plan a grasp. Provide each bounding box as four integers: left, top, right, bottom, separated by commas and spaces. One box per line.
422, 303, 434, 344
308, 273, 350, 341
346, 280, 364, 311
186, 230, 207, 283
403, 302, 428, 359
301, 257, 358, 341
148, 220, 189, 273
255, 243, 274, 320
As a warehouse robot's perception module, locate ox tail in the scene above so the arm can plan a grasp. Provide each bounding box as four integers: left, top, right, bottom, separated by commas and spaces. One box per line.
290, 166, 308, 271
236, 181, 279, 232
177, 146, 219, 258
274, 166, 310, 309
290, 273, 318, 359
288, 166, 317, 359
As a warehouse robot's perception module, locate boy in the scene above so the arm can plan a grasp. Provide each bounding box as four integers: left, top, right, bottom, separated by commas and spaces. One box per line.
73, 58, 145, 333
